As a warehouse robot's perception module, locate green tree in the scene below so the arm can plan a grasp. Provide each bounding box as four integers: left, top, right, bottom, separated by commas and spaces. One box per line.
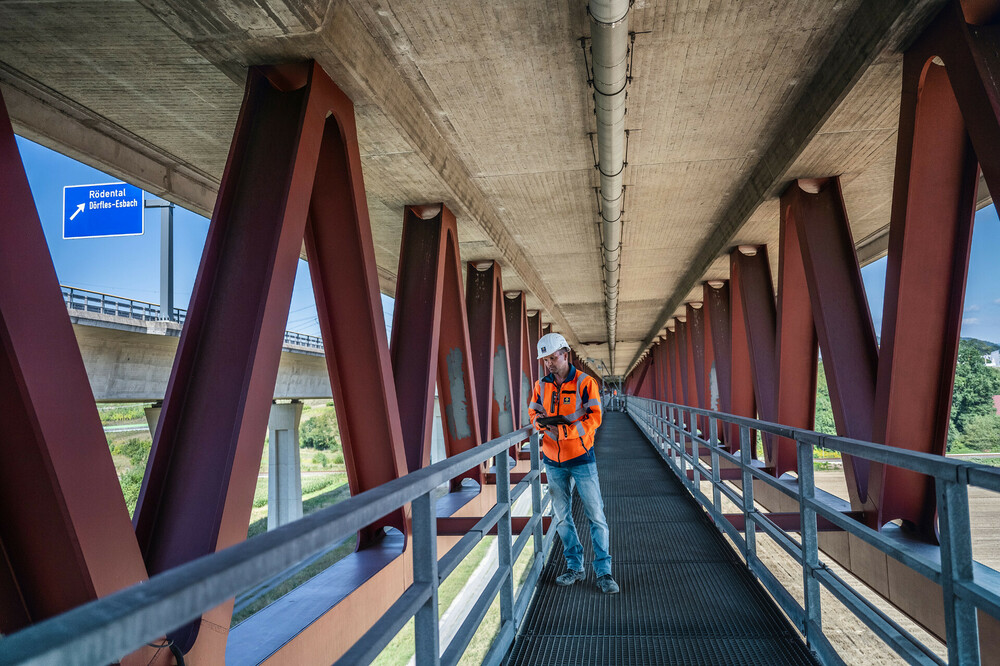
300, 408, 341, 451
814, 361, 837, 436
950, 341, 1000, 435
958, 413, 1000, 452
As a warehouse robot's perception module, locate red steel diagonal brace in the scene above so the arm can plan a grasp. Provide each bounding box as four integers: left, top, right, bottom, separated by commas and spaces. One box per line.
526, 311, 542, 385
774, 204, 819, 478
872, 8, 981, 537
729, 250, 759, 458
504, 292, 534, 428
687, 303, 708, 434
0, 88, 154, 652
466, 262, 516, 443
390, 204, 482, 477
786, 178, 877, 511
704, 281, 733, 449
734, 247, 778, 464
134, 63, 408, 655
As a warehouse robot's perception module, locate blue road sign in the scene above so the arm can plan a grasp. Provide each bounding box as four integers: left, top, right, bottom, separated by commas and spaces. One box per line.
63, 182, 144, 239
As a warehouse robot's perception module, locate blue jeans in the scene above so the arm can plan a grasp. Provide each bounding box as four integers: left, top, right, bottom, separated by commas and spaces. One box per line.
545, 461, 612, 576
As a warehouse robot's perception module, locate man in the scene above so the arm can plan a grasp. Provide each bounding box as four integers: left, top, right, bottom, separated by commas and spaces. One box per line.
528, 333, 619, 594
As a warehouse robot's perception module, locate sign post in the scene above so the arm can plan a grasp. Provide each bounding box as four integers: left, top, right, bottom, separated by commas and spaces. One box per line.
63, 182, 143, 239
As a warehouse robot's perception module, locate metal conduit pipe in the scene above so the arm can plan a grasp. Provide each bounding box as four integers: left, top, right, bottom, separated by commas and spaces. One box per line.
589, 0, 630, 370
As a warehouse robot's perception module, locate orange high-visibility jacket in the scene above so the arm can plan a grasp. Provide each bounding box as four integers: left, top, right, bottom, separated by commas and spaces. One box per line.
528, 365, 603, 464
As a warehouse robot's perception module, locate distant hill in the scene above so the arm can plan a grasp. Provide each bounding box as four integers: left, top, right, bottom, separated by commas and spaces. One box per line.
961, 337, 1000, 355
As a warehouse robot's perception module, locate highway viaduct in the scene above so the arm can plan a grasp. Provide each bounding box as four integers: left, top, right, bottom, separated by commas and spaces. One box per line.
2, 0, 1000, 664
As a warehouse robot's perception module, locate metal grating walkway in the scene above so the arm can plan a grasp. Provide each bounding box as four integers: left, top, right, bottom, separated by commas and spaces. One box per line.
505, 413, 818, 665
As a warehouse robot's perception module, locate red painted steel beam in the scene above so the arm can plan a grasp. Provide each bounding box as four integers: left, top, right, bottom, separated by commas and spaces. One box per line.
734, 247, 778, 466
700, 286, 717, 413
664, 331, 677, 404
656, 341, 668, 401
0, 88, 154, 644
527, 311, 542, 385
661, 339, 672, 403
774, 204, 819, 478
390, 204, 482, 477
306, 94, 410, 538
675, 319, 690, 406
785, 178, 876, 512
704, 281, 733, 449
631, 356, 652, 396
504, 292, 533, 428
729, 251, 759, 459
872, 15, 980, 537
437, 515, 552, 536
135, 62, 333, 654
134, 63, 409, 655
466, 262, 516, 442
687, 303, 708, 434
686, 468, 743, 481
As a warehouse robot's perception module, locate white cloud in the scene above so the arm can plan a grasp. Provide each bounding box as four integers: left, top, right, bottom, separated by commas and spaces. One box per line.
966, 304, 981, 312
963, 317, 980, 325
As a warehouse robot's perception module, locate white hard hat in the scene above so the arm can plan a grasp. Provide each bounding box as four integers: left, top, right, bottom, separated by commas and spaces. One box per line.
537, 332, 569, 360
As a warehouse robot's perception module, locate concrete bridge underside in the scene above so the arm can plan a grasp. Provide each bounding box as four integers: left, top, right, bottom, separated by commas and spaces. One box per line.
2, 1, 1000, 664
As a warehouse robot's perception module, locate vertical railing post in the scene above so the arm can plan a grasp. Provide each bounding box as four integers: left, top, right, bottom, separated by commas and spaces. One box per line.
497, 448, 514, 629
677, 406, 687, 483
796, 435, 821, 644
670, 405, 680, 467
530, 432, 543, 559
710, 417, 721, 522
658, 402, 667, 453
739, 425, 757, 565
937, 477, 980, 664
413, 491, 441, 666
691, 407, 702, 491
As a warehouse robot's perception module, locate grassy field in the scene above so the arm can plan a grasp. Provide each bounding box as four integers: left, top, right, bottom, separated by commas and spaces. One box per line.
370, 532, 541, 666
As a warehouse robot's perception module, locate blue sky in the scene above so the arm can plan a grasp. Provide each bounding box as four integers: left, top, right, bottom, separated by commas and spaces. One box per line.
861, 205, 1000, 343
14, 135, 1000, 345
16, 136, 393, 338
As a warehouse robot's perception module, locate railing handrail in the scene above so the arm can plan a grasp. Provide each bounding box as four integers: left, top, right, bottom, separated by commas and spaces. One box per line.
638, 398, 1000, 493
627, 396, 1000, 666
61, 284, 161, 308
0, 426, 535, 666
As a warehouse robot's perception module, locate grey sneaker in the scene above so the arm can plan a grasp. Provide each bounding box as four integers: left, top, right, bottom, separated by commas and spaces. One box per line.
597, 574, 620, 594
555, 569, 586, 586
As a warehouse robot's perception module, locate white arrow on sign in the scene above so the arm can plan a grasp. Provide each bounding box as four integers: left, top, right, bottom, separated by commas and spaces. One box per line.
69, 203, 85, 221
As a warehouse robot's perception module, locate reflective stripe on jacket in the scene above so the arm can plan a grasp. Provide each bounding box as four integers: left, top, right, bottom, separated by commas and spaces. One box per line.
528, 365, 603, 464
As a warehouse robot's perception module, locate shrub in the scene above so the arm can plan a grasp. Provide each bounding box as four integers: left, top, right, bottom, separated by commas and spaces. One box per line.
99, 404, 147, 423
112, 438, 151, 465
300, 409, 341, 451
958, 413, 1000, 452
314, 452, 330, 468
333, 452, 344, 465
118, 466, 145, 515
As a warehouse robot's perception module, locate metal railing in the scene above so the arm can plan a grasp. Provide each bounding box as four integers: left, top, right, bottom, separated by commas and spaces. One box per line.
627, 397, 1000, 666
0, 427, 552, 666
61, 285, 325, 350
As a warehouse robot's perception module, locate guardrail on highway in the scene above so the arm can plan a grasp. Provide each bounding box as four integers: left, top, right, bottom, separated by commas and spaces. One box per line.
61, 285, 325, 351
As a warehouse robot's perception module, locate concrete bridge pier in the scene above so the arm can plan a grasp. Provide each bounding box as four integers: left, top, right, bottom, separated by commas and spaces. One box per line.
268, 400, 304, 531
143, 401, 162, 437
